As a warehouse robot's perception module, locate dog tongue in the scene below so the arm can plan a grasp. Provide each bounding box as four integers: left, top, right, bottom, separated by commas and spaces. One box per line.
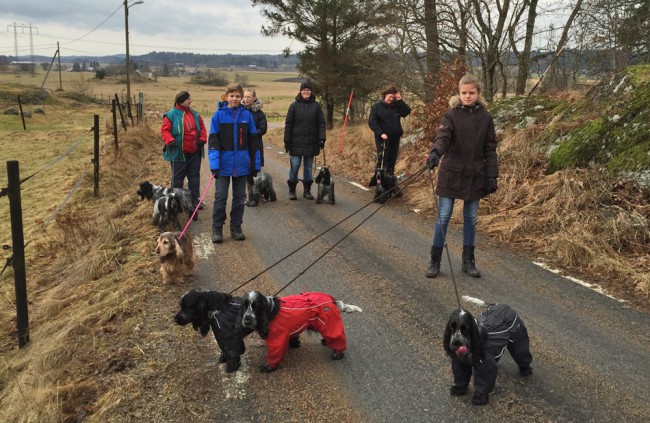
455, 346, 468, 356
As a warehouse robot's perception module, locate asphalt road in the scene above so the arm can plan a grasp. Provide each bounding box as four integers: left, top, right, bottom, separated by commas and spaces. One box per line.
185, 142, 649, 423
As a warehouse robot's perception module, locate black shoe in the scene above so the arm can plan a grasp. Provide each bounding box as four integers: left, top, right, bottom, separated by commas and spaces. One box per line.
231, 226, 245, 241
212, 227, 223, 243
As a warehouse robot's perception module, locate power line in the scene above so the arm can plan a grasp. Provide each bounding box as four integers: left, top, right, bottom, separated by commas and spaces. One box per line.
61, 4, 123, 46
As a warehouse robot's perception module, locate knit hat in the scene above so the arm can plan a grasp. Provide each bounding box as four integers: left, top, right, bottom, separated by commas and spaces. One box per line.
175, 91, 190, 105
299, 81, 313, 91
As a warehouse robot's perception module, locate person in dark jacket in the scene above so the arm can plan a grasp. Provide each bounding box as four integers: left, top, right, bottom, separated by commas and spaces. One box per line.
208, 83, 259, 243
368, 84, 411, 176
243, 88, 268, 166
425, 75, 498, 278
161, 91, 207, 219
284, 80, 326, 200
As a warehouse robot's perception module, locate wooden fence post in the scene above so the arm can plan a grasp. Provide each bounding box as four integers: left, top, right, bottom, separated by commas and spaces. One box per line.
17, 95, 26, 131
114, 94, 127, 131
112, 99, 119, 151
93, 115, 100, 196
6, 160, 29, 347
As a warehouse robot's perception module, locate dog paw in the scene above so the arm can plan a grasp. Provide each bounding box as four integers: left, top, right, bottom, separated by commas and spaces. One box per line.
226, 359, 241, 373
218, 353, 227, 364
330, 351, 345, 360
472, 392, 489, 406
449, 385, 468, 396
260, 364, 277, 373
519, 366, 533, 377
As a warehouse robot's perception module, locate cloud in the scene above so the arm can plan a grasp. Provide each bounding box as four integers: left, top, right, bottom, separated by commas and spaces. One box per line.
2, 0, 299, 56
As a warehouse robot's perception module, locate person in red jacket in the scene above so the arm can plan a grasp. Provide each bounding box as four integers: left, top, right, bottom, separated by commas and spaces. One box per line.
161, 91, 207, 219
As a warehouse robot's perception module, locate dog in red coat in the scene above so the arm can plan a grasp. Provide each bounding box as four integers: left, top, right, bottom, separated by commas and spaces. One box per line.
235, 291, 362, 372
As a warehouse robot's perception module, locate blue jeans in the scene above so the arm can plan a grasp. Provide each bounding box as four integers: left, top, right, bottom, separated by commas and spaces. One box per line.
432, 196, 480, 248
171, 153, 201, 207
289, 155, 314, 182
212, 175, 247, 228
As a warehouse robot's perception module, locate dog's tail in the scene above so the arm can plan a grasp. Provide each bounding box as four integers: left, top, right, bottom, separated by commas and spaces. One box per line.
335, 300, 362, 313
462, 295, 492, 308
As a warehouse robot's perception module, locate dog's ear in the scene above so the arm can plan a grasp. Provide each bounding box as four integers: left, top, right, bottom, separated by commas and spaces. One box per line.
196, 295, 211, 337
469, 317, 485, 360
173, 236, 183, 261
257, 308, 270, 339
315, 171, 323, 184
234, 301, 245, 335
443, 313, 455, 358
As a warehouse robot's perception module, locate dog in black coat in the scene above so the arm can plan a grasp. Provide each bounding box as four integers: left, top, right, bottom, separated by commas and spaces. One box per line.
175, 290, 254, 372
369, 168, 397, 204
315, 166, 335, 204
443, 295, 533, 405
247, 172, 277, 207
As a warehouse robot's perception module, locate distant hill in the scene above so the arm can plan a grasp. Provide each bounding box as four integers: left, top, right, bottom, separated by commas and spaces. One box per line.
1, 52, 299, 70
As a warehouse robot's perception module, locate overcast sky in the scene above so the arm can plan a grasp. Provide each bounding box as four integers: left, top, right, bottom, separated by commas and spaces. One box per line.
1, 0, 300, 58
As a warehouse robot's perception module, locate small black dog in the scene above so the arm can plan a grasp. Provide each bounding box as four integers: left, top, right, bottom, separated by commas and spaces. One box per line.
175, 290, 254, 372
443, 296, 533, 405
369, 168, 397, 204
137, 181, 195, 214
247, 172, 277, 207
315, 166, 335, 204
152, 193, 182, 230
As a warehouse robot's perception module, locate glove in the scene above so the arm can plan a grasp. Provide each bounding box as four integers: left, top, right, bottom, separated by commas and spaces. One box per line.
247, 175, 255, 185
211, 169, 219, 179
319, 140, 325, 150
249, 169, 258, 178
197, 140, 206, 149
427, 150, 440, 169
167, 140, 176, 148
484, 177, 498, 194
284, 144, 290, 153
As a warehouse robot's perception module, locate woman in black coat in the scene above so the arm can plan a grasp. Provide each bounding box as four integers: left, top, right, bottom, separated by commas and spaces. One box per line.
284, 81, 326, 200
368, 84, 411, 175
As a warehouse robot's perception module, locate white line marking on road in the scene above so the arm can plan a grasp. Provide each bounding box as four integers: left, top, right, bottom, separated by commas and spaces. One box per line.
533, 261, 626, 303
193, 233, 215, 260
349, 181, 370, 191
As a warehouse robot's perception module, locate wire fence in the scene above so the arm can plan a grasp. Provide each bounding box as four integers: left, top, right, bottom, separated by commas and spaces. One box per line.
1, 93, 144, 348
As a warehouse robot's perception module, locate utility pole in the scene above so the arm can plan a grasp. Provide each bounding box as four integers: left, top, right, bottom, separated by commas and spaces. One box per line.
57, 42, 62, 91
7, 22, 38, 77
124, 0, 144, 109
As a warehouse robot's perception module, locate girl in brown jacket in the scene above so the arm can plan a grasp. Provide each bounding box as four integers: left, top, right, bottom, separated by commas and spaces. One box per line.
425, 75, 498, 278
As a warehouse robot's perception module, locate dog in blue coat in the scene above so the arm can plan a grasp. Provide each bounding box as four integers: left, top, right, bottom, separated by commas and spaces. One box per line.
175, 290, 254, 372
443, 295, 533, 405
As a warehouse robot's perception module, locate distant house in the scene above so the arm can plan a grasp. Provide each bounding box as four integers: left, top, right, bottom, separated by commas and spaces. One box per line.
10, 61, 36, 72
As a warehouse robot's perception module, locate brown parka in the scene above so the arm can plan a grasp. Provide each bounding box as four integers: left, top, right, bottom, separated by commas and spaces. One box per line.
430, 95, 498, 201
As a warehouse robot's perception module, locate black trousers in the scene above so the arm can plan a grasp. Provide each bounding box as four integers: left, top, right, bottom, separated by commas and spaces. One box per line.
375, 138, 400, 174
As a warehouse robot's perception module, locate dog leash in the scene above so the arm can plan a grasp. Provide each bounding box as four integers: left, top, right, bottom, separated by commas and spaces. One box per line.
426, 167, 462, 309
178, 173, 215, 239
228, 165, 428, 296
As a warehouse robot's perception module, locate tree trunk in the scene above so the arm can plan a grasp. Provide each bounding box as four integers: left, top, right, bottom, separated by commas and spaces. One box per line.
424, 0, 441, 102
515, 0, 538, 95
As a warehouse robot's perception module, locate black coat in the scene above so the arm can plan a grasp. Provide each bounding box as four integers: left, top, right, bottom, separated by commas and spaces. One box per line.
430, 96, 498, 201
212, 298, 254, 359
368, 99, 411, 142
246, 98, 268, 166
284, 93, 326, 157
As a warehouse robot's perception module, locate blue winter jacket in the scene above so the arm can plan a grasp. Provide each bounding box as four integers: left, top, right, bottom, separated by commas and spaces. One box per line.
208, 103, 259, 177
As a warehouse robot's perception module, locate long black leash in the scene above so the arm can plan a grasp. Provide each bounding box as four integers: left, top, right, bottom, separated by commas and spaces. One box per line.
426, 167, 462, 309
228, 165, 428, 296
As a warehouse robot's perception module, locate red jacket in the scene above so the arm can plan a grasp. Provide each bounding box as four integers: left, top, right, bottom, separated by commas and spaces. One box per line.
161, 105, 207, 155
265, 292, 347, 368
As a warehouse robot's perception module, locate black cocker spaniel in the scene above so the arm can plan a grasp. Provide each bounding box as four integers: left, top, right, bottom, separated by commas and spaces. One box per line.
443, 295, 533, 405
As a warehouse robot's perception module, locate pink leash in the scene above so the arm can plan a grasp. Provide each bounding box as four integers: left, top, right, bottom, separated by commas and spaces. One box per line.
179, 173, 215, 239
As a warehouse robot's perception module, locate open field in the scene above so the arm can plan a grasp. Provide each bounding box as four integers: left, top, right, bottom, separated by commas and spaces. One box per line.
0, 68, 301, 122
